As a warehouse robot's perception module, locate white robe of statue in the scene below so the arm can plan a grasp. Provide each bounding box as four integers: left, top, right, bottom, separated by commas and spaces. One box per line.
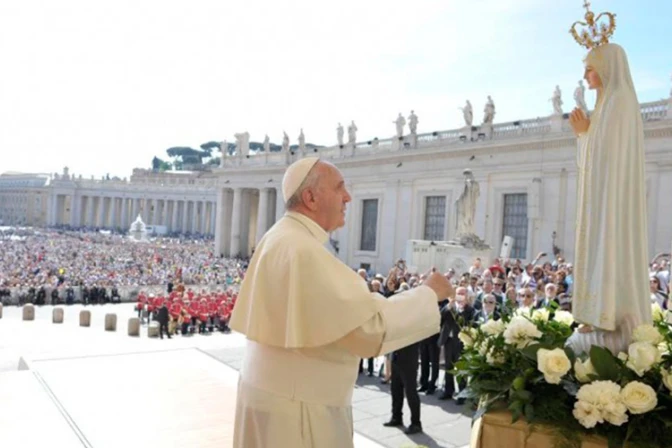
230, 212, 440, 448
566, 44, 651, 356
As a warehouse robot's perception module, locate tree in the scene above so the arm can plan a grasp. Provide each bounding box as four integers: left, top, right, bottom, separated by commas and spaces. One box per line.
200, 141, 221, 158
151, 156, 173, 171
166, 146, 206, 166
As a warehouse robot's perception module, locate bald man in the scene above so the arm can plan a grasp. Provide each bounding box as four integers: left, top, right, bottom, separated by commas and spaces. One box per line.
230, 158, 453, 447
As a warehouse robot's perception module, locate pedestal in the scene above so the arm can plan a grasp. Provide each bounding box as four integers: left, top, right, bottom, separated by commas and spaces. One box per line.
406, 239, 491, 275
472, 411, 607, 448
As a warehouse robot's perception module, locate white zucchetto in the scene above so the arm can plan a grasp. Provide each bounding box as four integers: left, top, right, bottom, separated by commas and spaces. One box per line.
281, 157, 320, 202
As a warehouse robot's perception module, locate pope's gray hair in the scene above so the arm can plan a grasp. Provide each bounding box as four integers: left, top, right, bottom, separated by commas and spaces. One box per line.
285, 162, 322, 211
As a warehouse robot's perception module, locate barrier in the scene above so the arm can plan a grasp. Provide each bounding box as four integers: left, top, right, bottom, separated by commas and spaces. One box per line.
22, 304, 35, 321
148, 321, 160, 338
79, 310, 91, 327
127, 317, 140, 336
52, 307, 64, 323
104, 314, 117, 331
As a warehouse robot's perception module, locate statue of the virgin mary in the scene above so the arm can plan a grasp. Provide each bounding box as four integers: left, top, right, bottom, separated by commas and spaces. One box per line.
565, 5, 651, 355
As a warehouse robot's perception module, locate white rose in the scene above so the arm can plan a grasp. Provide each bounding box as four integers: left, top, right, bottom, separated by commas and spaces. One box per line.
553, 310, 574, 326
661, 368, 672, 395
503, 316, 543, 349
573, 400, 602, 428
652, 303, 664, 322
537, 348, 571, 384
481, 319, 505, 337
574, 358, 596, 383
617, 352, 629, 362
531, 308, 550, 323
626, 342, 661, 377
659, 342, 669, 356
666, 310, 672, 325
632, 324, 664, 346
620, 381, 657, 414
458, 328, 477, 348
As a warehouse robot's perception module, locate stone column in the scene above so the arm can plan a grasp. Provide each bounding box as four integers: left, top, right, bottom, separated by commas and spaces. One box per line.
120, 198, 128, 229
86, 196, 95, 227
215, 190, 227, 255
48, 193, 58, 226
256, 188, 270, 244
171, 200, 179, 231
210, 201, 216, 236
275, 188, 285, 222
230, 188, 242, 257
96, 196, 105, 227
200, 201, 208, 234
69, 195, 78, 227
109, 197, 117, 229
182, 200, 190, 233
163, 200, 171, 227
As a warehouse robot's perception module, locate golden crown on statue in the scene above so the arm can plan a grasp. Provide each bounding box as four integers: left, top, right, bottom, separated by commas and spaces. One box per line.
569, 0, 616, 50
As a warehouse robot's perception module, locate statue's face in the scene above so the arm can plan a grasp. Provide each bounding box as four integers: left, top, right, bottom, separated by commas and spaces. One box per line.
584, 65, 602, 90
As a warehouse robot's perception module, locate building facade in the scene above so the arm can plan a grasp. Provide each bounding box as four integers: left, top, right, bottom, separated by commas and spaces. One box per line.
212, 95, 672, 273
0, 172, 50, 227
3, 87, 671, 274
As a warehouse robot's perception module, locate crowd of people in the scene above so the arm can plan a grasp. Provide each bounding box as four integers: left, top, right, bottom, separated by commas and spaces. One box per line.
136, 287, 238, 339
0, 227, 247, 305
355, 254, 670, 432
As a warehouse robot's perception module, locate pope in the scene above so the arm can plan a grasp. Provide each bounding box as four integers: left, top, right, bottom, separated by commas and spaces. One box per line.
230, 157, 453, 447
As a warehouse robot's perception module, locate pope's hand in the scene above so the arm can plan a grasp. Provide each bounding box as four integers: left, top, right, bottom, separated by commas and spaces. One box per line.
423, 272, 454, 302
569, 108, 590, 137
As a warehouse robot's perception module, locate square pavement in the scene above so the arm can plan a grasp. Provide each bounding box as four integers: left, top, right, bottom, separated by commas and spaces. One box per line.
0, 304, 473, 448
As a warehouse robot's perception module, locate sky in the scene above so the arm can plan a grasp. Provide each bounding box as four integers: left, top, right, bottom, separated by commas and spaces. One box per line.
1, 0, 670, 179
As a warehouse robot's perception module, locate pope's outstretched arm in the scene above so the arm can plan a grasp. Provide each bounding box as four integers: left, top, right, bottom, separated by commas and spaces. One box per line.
336, 274, 452, 358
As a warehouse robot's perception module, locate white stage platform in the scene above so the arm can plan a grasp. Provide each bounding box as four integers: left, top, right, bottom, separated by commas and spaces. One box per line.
0, 305, 383, 448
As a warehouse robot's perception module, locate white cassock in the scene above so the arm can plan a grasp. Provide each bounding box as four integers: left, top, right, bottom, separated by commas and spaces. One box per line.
229, 211, 440, 447
566, 44, 651, 356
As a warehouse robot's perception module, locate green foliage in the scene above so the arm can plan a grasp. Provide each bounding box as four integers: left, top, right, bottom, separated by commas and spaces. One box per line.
151, 156, 172, 171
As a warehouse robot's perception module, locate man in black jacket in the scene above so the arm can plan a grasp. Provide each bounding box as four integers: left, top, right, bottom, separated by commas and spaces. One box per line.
438, 287, 474, 402
418, 299, 447, 395
157, 303, 171, 339
383, 342, 423, 434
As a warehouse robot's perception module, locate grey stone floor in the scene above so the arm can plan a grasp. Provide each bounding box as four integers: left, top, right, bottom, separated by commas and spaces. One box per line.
205, 347, 474, 448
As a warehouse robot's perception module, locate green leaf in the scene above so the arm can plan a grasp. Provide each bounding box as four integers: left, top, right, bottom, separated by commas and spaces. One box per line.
524, 403, 535, 422
589, 345, 621, 382
564, 346, 576, 366
515, 389, 533, 402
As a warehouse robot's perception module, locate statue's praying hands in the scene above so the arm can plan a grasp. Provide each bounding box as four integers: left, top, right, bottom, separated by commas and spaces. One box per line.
569, 107, 590, 137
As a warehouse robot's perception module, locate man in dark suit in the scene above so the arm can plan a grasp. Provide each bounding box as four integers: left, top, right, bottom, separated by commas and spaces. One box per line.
157, 303, 171, 339
383, 342, 423, 434
438, 287, 474, 403
418, 299, 446, 395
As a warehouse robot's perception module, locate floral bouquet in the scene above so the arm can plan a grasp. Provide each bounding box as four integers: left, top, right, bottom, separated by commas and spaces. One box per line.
454, 303, 672, 448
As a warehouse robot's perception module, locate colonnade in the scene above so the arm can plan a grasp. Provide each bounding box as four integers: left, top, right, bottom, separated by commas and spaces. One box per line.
48, 194, 217, 235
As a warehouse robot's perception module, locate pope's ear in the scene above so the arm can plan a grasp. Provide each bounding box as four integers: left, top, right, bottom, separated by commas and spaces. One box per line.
300, 187, 318, 210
